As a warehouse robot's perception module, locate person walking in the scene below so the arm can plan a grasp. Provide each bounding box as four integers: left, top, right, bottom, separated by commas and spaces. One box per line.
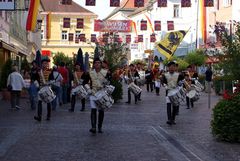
49, 65, 63, 111
34, 59, 52, 122
89, 58, 111, 133
145, 66, 153, 92
69, 63, 90, 112
7, 65, 25, 110
58, 62, 69, 105
29, 60, 40, 110
162, 62, 184, 125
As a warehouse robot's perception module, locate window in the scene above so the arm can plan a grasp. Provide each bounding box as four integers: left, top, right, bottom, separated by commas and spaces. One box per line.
63, 18, 70, 28
75, 31, 81, 39
61, 31, 68, 40
223, 0, 232, 7
167, 21, 174, 30
173, 4, 180, 18
61, 0, 72, 5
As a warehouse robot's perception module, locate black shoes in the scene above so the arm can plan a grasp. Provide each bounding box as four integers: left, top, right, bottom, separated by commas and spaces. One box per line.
46, 117, 50, 121
68, 109, 74, 112
34, 116, 41, 122
125, 101, 130, 104
89, 128, 96, 134
80, 108, 85, 111
98, 128, 103, 133
166, 120, 176, 125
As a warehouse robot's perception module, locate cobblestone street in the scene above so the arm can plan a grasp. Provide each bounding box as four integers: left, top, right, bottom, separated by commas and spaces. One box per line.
0, 85, 240, 161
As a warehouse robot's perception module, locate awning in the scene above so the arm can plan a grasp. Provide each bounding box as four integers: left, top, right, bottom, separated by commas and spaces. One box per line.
42, 50, 51, 56
0, 41, 18, 53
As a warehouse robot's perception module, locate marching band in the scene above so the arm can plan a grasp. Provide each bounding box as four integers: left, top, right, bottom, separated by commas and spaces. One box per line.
26, 57, 206, 131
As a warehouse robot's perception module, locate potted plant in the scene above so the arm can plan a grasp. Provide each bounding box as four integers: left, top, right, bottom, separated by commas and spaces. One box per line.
0, 59, 13, 100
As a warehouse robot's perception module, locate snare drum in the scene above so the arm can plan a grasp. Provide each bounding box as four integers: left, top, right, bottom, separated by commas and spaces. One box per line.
94, 90, 114, 109
186, 90, 200, 102
38, 86, 56, 103
194, 80, 204, 91
84, 84, 92, 95
105, 85, 115, 95
71, 85, 88, 98
167, 88, 181, 106
128, 82, 142, 95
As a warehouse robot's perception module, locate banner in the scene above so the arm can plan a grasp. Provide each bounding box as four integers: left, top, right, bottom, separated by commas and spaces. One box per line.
154, 21, 161, 31
150, 34, 156, 42
181, 0, 191, 7
140, 20, 147, 30
86, 0, 95, 6
110, 0, 120, 7
158, 0, 167, 7
26, 0, 40, 31
79, 34, 86, 42
77, 18, 84, 29
167, 21, 174, 30
126, 35, 131, 43
91, 34, 97, 42
94, 20, 132, 32
204, 0, 214, 7
103, 34, 108, 43
138, 35, 143, 42
46, 12, 51, 39
134, 0, 144, 7
156, 30, 187, 59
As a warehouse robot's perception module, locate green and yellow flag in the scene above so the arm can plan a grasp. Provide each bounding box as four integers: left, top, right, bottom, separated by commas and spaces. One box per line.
156, 30, 187, 59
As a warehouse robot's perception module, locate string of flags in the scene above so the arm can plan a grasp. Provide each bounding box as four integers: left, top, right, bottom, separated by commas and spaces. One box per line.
85, 0, 214, 7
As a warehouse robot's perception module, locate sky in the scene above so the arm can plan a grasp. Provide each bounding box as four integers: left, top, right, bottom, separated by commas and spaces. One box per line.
73, 0, 122, 19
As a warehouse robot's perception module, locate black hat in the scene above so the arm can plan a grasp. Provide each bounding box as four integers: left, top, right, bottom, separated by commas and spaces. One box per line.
41, 58, 50, 63
93, 58, 101, 64
167, 61, 176, 67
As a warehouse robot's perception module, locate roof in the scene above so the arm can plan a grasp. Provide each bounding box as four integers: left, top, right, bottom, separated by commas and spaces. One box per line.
105, 0, 150, 20
41, 0, 96, 15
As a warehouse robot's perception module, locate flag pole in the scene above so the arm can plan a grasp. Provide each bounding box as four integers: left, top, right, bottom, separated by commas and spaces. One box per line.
195, 0, 200, 49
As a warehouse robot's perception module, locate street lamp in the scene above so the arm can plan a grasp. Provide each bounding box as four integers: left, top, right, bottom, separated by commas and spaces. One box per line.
37, 19, 42, 30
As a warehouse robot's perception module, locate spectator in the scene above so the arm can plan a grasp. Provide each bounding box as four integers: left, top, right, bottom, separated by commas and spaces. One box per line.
7, 65, 25, 110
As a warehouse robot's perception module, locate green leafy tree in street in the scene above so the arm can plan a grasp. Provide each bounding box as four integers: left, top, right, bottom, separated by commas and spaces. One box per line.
184, 49, 206, 66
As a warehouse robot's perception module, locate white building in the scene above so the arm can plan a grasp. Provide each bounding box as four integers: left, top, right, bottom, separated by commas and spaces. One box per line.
106, 0, 205, 62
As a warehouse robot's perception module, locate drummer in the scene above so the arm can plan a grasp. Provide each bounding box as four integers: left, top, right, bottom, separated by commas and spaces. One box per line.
89, 58, 111, 134
184, 73, 195, 109
125, 64, 140, 104
34, 58, 52, 122
162, 61, 184, 125
69, 63, 90, 112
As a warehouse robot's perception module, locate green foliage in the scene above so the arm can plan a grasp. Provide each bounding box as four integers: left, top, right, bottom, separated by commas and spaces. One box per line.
21, 57, 30, 71
131, 59, 146, 65
99, 42, 128, 72
211, 93, 240, 142
0, 59, 12, 89
184, 49, 206, 66
110, 79, 123, 102
216, 24, 240, 80
163, 56, 189, 71
52, 52, 74, 69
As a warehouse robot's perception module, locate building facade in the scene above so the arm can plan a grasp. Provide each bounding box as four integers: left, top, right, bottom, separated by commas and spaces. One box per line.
106, 0, 211, 61
40, 0, 97, 60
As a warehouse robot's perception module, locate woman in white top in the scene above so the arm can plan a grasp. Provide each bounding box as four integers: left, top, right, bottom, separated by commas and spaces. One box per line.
7, 65, 25, 110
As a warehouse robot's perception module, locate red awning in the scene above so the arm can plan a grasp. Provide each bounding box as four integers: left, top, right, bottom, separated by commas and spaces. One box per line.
42, 50, 51, 56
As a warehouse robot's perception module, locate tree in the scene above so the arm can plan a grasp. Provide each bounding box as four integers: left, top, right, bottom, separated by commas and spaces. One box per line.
184, 49, 206, 66
216, 23, 240, 80
98, 34, 128, 72
52, 52, 73, 67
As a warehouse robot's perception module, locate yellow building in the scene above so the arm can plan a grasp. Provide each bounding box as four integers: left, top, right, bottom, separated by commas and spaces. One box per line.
40, 0, 97, 59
